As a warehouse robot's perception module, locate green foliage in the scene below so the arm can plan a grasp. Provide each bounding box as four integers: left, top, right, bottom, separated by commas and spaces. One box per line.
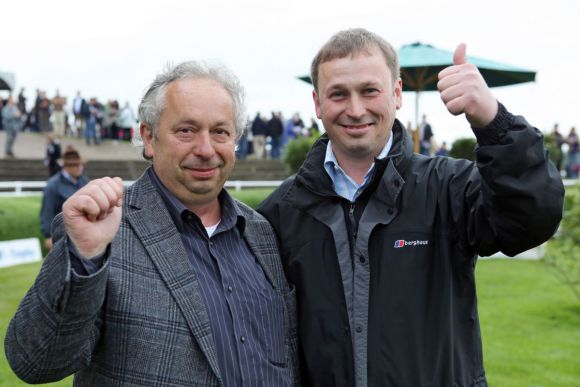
282, 136, 319, 174
449, 137, 477, 161
545, 185, 580, 302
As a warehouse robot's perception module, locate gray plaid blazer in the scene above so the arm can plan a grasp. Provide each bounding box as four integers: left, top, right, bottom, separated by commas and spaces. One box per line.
5, 171, 299, 386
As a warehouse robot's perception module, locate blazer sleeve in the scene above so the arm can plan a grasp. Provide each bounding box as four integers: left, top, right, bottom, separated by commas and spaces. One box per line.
4, 214, 110, 384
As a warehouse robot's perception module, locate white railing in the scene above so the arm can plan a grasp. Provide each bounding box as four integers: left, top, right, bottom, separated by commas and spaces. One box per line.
0, 178, 577, 197
0, 180, 285, 196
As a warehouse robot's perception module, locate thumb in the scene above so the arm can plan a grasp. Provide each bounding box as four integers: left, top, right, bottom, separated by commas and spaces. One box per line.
453, 43, 467, 65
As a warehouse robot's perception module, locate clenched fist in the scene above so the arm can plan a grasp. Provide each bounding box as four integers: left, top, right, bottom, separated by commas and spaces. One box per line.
62, 177, 124, 258
437, 43, 498, 128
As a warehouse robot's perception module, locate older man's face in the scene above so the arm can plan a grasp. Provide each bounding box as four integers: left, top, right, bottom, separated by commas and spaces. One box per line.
142, 77, 237, 210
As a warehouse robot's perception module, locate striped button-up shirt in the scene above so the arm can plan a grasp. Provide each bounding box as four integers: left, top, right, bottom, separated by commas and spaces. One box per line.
150, 169, 290, 387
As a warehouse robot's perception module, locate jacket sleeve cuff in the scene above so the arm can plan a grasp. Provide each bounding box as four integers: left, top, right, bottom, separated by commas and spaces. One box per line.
472, 102, 514, 145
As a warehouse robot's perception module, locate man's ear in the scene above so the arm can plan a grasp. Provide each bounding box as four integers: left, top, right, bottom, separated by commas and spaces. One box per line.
394, 78, 403, 110
313, 90, 322, 119
140, 123, 155, 159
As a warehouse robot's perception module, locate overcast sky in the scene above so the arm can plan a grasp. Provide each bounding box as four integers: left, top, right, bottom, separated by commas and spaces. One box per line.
2, 0, 579, 145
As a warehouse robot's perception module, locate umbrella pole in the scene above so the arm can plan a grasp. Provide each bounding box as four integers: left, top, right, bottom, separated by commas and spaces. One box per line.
415, 91, 419, 129
411, 91, 420, 154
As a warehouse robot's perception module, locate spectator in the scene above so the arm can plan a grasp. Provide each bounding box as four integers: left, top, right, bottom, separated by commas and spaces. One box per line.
51, 90, 67, 138
44, 132, 62, 176
251, 112, 268, 158
268, 111, 284, 159
435, 141, 449, 156
17, 87, 27, 130
308, 117, 320, 137
39, 148, 89, 250
116, 101, 136, 141
2, 94, 22, 158
72, 91, 89, 137
418, 114, 433, 156
84, 98, 100, 145
37, 91, 51, 132
566, 126, 579, 178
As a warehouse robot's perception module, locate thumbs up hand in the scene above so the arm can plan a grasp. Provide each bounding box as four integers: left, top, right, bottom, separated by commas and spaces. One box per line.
437, 43, 498, 128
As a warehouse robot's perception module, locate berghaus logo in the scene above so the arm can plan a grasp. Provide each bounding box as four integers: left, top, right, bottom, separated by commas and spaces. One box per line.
394, 239, 429, 248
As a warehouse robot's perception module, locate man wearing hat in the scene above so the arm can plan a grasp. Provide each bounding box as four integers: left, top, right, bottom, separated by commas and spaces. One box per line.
40, 147, 89, 250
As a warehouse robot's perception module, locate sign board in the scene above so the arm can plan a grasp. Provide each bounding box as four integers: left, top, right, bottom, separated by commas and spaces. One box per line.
0, 238, 42, 268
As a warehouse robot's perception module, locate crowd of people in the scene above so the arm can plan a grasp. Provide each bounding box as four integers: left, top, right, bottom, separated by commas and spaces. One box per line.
0, 88, 137, 158
237, 111, 320, 160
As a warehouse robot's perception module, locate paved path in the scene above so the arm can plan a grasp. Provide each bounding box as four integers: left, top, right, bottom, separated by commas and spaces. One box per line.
0, 131, 143, 161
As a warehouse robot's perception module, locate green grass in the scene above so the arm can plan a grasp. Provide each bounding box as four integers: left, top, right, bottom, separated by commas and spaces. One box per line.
0, 263, 73, 386
1, 195, 579, 386
0, 195, 45, 244
477, 259, 580, 387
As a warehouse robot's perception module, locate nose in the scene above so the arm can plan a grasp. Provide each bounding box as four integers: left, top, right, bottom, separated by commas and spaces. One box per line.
346, 94, 365, 119
193, 131, 216, 159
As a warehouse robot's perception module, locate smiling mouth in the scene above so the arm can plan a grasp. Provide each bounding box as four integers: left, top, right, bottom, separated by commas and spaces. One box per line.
184, 166, 218, 179
340, 123, 373, 130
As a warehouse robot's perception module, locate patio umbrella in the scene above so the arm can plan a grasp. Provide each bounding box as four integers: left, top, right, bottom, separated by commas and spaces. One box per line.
0, 71, 15, 91
297, 42, 536, 126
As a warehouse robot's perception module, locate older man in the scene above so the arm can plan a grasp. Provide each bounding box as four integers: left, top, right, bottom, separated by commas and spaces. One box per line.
6, 61, 298, 386
258, 28, 564, 386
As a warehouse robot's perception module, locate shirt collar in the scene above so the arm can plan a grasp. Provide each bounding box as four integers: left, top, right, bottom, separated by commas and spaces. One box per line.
61, 169, 81, 185
323, 134, 393, 201
147, 168, 246, 235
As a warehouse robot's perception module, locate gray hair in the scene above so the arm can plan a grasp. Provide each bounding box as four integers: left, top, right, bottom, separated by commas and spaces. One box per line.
135, 60, 247, 159
310, 28, 400, 91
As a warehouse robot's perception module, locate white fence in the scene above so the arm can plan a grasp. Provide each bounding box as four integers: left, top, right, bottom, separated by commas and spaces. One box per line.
0, 180, 285, 196
0, 179, 577, 197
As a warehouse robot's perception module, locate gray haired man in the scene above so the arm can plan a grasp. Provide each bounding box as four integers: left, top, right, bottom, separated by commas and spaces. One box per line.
6, 61, 299, 386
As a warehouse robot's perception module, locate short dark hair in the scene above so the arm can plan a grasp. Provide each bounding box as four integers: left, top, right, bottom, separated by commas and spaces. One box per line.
310, 28, 400, 91
63, 149, 82, 166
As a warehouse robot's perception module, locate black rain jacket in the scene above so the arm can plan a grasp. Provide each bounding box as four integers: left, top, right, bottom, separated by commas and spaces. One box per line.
258, 105, 564, 387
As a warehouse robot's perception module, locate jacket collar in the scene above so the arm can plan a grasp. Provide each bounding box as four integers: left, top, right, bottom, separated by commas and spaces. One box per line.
295, 118, 413, 200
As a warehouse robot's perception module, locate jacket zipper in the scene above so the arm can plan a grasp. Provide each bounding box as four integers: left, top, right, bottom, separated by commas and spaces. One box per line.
349, 202, 358, 241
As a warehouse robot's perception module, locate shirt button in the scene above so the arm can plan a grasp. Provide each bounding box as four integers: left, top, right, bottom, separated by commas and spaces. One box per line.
394, 180, 401, 188
356, 326, 363, 333
359, 255, 366, 264
240, 336, 246, 343
387, 208, 394, 215
228, 286, 233, 293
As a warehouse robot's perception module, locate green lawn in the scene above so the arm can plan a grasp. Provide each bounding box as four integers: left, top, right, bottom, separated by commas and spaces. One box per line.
1, 194, 579, 386
477, 259, 580, 386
